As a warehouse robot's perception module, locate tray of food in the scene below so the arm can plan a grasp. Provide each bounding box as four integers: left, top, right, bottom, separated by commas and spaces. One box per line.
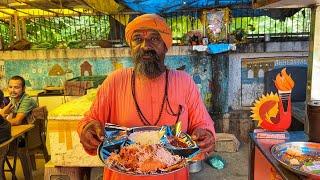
271, 142, 320, 178
98, 123, 200, 175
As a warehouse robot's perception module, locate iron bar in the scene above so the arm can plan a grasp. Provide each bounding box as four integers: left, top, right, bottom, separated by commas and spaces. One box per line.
14, 0, 60, 16
0, 7, 312, 47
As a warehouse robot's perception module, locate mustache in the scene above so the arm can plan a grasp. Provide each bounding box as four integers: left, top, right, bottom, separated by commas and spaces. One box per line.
135, 50, 159, 60
133, 50, 165, 78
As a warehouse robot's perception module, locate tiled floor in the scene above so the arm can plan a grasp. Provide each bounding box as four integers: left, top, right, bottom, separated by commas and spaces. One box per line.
4, 144, 248, 180
191, 143, 249, 180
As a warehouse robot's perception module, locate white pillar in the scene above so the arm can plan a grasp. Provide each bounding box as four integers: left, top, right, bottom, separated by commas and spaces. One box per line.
307, 5, 320, 101
306, 5, 320, 133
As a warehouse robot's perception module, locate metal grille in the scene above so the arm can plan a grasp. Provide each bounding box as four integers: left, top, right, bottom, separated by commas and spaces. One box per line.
0, 20, 11, 46
230, 8, 311, 42
25, 15, 111, 48
164, 11, 204, 42
0, 8, 312, 49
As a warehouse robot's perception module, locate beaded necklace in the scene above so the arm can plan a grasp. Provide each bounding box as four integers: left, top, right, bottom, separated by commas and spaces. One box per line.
131, 70, 168, 126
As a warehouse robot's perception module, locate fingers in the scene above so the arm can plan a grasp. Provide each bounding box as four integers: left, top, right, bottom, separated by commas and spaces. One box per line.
191, 128, 210, 141
9, 104, 14, 111
192, 128, 215, 154
197, 134, 213, 148
3, 103, 14, 114
7, 102, 14, 109
93, 122, 104, 140
86, 129, 102, 146
80, 121, 104, 151
81, 132, 99, 150
198, 136, 215, 153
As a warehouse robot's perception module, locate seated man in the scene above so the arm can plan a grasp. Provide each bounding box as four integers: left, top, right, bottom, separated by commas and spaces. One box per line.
6, 76, 37, 125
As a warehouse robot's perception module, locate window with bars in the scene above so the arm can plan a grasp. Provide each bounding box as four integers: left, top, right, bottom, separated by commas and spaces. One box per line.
0, 8, 311, 50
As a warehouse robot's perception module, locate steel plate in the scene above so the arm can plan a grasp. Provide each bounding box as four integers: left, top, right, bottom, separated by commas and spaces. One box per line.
271, 142, 320, 178
98, 126, 188, 176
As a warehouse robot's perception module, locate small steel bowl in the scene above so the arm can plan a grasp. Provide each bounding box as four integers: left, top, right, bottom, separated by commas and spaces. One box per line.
189, 160, 203, 173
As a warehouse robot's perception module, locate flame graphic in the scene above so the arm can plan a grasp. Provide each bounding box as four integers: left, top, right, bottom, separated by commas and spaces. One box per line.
251, 92, 292, 131
251, 92, 279, 126
274, 68, 295, 91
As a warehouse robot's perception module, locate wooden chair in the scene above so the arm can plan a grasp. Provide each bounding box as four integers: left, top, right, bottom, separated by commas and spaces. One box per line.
26, 106, 50, 170
4, 106, 50, 179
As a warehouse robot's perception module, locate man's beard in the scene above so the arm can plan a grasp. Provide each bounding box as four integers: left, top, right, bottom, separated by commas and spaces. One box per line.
133, 50, 166, 79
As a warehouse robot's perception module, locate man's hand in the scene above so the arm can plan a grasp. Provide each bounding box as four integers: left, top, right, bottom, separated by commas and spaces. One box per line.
0, 102, 14, 118
79, 120, 104, 153
3, 102, 14, 114
191, 128, 215, 155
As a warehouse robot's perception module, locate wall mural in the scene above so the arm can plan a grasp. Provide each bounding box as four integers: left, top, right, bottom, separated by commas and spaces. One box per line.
2, 55, 213, 109
241, 56, 308, 107
80, 61, 93, 76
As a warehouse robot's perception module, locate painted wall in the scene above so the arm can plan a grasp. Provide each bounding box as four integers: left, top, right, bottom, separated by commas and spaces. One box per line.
228, 44, 309, 111
0, 46, 213, 109
211, 54, 229, 115
0, 41, 310, 115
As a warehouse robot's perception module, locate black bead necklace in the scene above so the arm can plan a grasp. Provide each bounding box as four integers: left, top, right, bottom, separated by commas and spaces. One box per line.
131, 69, 168, 126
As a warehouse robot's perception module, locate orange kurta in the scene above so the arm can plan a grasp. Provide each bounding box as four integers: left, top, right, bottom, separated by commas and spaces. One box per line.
78, 68, 215, 180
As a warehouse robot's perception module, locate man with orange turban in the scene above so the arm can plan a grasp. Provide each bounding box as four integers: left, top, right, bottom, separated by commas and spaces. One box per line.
78, 14, 216, 180
125, 14, 173, 50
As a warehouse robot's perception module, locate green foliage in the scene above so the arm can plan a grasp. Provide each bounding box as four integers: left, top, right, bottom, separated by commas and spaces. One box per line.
230, 8, 311, 36
26, 15, 110, 49
167, 15, 204, 39
0, 8, 312, 49
0, 22, 10, 47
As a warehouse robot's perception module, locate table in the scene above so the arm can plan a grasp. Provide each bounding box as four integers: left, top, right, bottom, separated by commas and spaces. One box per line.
43, 119, 102, 179
47, 119, 103, 167
249, 131, 308, 180
0, 124, 34, 180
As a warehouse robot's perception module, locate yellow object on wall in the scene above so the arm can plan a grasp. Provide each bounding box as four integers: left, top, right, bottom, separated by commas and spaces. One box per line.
0, 0, 124, 19
83, 0, 129, 25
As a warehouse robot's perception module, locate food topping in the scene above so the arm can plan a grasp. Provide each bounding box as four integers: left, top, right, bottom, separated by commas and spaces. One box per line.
168, 136, 189, 148
106, 144, 184, 174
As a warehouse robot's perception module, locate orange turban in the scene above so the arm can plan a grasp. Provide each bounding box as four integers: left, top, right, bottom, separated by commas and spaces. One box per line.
125, 14, 172, 49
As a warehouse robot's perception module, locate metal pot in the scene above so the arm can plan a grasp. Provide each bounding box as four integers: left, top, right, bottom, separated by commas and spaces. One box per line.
189, 160, 203, 173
